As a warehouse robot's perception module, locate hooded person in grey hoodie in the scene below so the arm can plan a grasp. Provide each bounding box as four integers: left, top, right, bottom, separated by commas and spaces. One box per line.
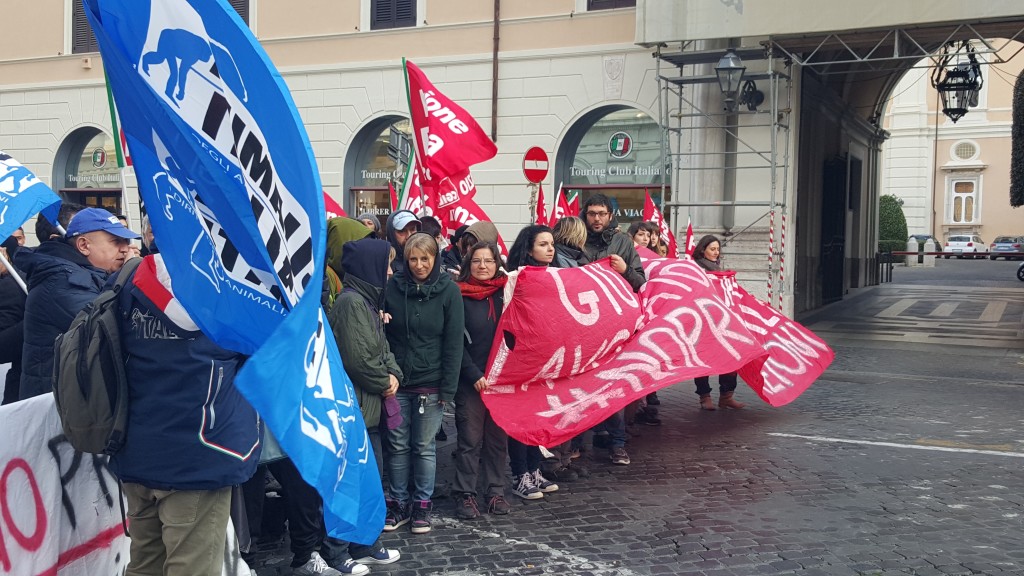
385, 210, 421, 276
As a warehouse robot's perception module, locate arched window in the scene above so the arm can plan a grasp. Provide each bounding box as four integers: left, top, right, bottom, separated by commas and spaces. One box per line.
555, 106, 666, 226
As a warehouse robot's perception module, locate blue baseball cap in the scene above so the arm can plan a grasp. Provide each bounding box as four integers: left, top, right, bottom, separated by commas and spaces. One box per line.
66, 208, 141, 240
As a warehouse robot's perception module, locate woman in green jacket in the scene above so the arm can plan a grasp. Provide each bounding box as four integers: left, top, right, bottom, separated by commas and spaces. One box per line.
383, 233, 465, 535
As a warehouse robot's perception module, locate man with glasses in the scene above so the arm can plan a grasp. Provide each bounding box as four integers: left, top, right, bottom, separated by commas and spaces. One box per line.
576, 193, 645, 467
579, 194, 646, 292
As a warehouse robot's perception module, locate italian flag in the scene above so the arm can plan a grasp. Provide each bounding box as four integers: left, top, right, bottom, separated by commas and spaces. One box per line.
104, 72, 132, 168
609, 133, 630, 156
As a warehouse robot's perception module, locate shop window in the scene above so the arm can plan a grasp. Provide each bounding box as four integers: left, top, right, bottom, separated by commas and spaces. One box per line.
344, 116, 412, 218
949, 179, 978, 224
371, 0, 416, 30
556, 106, 667, 230
588, 0, 636, 10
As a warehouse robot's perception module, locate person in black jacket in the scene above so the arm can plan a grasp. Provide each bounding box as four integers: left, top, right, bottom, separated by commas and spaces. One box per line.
579, 194, 646, 292
15, 207, 138, 400
0, 239, 26, 405
692, 234, 746, 410
452, 241, 512, 519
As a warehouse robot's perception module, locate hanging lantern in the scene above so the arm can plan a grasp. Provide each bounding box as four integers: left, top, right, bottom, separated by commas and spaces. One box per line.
931, 42, 984, 124
715, 49, 746, 112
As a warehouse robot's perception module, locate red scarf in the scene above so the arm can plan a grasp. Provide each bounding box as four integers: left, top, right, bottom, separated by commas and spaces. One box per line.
457, 275, 507, 300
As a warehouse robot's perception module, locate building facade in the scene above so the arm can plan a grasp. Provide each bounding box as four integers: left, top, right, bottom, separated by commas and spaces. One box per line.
1, 0, 667, 243
882, 41, 1024, 245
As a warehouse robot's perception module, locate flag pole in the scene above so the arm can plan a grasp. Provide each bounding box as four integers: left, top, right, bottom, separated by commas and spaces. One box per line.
0, 251, 27, 295
104, 70, 131, 228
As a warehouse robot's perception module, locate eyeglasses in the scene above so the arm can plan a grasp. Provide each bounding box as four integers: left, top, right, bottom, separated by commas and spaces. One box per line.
586, 211, 610, 218
471, 258, 497, 266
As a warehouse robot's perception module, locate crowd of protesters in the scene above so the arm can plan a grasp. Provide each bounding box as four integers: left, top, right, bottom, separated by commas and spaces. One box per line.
0, 193, 744, 576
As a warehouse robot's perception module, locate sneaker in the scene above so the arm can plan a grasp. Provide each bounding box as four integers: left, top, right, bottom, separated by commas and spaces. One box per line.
549, 465, 578, 482
382, 500, 408, 532
568, 447, 582, 460
354, 547, 400, 565
292, 552, 344, 576
487, 494, 511, 515
513, 473, 544, 500
646, 391, 661, 406
410, 500, 432, 534
610, 446, 631, 465
456, 493, 480, 519
327, 558, 369, 576
531, 469, 558, 493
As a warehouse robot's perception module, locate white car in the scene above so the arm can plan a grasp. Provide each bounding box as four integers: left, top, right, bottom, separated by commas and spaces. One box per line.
943, 234, 985, 259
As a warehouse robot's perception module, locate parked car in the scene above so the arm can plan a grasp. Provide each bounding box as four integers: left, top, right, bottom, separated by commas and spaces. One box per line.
989, 236, 1024, 260
943, 234, 985, 259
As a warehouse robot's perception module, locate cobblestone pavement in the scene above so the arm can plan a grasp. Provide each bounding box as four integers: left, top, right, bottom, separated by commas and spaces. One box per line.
249, 261, 1024, 575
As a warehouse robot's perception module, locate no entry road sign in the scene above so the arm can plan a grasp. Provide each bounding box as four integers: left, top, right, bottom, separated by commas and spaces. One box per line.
523, 147, 549, 183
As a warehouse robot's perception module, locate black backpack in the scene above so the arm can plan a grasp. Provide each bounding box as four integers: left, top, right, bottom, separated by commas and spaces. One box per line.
52, 257, 142, 455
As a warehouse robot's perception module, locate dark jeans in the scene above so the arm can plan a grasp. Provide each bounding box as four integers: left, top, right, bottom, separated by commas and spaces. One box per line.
453, 383, 508, 497
508, 439, 541, 477
695, 372, 738, 396
602, 409, 627, 449
267, 458, 324, 566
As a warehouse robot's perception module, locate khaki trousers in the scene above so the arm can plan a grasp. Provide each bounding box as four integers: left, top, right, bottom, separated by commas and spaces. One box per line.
123, 483, 231, 576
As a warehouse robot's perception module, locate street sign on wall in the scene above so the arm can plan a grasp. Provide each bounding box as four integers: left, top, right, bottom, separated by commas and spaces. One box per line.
523, 147, 549, 183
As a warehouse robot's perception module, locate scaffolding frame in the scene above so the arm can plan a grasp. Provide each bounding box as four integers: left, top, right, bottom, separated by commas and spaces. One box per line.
655, 44, 793, 308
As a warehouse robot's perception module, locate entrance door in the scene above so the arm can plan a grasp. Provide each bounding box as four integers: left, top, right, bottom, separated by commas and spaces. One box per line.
820, 158, 846, 304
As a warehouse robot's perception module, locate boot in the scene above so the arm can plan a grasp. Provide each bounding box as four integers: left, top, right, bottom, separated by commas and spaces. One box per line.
699, 394, 716, 411
718, 392, 746, 409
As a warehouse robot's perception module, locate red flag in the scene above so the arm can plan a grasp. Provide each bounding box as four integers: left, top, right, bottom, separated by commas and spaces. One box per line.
567, 189, 580, 216
389, 181, 398, 212
643, 189, 677, 257
443, 194, 508, 255
404, 60, 497, 185
534, 183, 550, 226
684, 217, 695, 257
323, 191, 347, 219
553, 184, 572, 222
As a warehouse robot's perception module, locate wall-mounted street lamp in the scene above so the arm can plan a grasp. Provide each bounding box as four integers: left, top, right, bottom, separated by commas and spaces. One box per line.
931, 41, 984, 123
715, 49, 746, 112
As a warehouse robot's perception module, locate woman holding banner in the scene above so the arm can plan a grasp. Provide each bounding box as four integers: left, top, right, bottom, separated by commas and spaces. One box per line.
692, 234, 746, 410
384, 233, 465, 535
452, 241, 512, 519
503, 225, 562, 498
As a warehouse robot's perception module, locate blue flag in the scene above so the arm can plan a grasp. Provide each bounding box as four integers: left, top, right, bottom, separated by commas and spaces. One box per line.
84, 0, 384, 543
0, 152, 61, 241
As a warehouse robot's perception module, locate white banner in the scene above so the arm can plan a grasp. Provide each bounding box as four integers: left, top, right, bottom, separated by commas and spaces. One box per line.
0, 395, 129, 575
0, 395, 252, 575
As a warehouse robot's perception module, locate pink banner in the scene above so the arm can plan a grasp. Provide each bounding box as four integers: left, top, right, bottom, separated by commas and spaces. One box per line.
482, 257, 833, 446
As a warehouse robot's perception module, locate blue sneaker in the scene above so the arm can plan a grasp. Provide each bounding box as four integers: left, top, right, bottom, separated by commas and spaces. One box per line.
354, 546, 400, 565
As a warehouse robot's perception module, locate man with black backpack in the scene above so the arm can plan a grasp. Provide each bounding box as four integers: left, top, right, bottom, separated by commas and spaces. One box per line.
15, 206, 137, 400
108, 245, 262, 576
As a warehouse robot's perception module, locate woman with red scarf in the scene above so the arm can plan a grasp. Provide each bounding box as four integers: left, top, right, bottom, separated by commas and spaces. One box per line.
452, 241, 514, 519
